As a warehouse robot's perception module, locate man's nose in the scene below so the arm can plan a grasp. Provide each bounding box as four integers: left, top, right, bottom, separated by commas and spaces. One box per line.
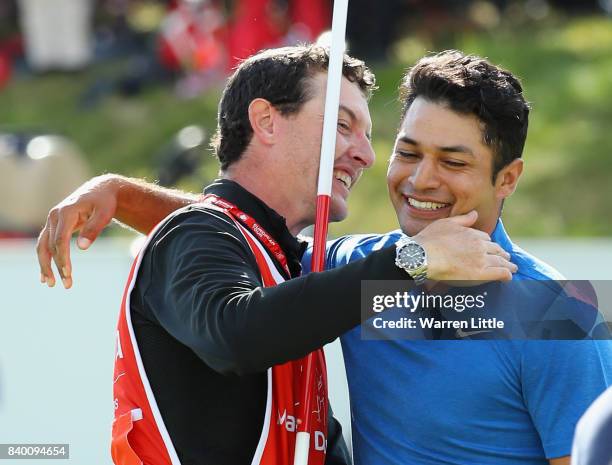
351, 136, 375, 168
410, 158, 440, 190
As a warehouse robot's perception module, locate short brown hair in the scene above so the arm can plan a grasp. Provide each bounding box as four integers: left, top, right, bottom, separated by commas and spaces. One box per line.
211, 44, 376, 170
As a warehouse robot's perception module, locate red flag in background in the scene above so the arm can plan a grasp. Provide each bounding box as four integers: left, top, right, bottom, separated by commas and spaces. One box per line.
228, 0, 330, 68
158, 0, 330, 74
158, 0, 228, 73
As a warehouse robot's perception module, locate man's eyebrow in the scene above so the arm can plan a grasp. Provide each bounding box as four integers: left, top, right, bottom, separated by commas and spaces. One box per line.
440, 145, 474, 156
397, 136, 474, 156
397, 136, 418, 146
339, 105, 372, 141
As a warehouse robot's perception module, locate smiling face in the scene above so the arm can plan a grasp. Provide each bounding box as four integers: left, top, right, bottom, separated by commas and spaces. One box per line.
387, 96, 522, 236
277, 72, 375, 225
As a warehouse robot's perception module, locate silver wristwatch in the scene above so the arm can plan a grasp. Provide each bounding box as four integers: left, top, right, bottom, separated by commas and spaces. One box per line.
395, 235, 428, 285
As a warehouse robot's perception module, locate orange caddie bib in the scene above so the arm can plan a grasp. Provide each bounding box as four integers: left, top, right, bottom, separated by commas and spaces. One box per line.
111, 196, 329, 465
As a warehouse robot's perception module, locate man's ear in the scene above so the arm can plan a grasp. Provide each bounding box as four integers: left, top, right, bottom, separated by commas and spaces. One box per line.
495, 158, 524, 200
248, 98, 277, 146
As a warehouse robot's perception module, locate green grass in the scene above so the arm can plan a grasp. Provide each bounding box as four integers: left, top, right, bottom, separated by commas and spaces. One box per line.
2, 16, 611, 237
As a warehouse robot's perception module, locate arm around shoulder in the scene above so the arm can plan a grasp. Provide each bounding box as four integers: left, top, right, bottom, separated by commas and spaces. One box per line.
36, 173, 197, 289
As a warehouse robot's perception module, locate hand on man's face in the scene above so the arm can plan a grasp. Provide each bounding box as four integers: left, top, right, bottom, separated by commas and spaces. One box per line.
414, 210, 517, 284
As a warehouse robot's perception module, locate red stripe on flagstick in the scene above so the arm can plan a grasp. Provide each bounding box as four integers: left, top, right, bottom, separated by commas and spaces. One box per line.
311, 195, 331, 272
297, 194, 331, 441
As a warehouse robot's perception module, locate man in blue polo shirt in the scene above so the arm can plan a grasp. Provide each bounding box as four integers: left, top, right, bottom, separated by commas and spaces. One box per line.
303, 51, 612, 465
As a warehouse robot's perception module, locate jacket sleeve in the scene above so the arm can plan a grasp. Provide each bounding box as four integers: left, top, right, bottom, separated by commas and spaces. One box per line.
140, 209, 410, 375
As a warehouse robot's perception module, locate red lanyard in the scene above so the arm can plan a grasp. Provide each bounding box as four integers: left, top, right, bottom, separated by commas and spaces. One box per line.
201, 194, 291, 277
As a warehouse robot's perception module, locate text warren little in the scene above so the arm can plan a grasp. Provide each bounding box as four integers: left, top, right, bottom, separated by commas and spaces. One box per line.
372, 317, 504, 330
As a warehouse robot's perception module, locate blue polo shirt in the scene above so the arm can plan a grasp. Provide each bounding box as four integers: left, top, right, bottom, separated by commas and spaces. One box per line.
303, 220, 612, 465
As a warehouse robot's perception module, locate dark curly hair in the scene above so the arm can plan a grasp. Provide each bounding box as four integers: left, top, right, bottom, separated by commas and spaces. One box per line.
400, 50, 530, 181
211, 44, 376, 171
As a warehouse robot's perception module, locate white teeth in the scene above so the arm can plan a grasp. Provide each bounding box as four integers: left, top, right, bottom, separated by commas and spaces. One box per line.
333, 170, 352, 189
407, 197, 448, 210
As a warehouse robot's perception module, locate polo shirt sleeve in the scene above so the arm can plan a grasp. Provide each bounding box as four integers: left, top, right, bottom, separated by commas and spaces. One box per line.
520, 340, 612, 458
301, 235, 353, 273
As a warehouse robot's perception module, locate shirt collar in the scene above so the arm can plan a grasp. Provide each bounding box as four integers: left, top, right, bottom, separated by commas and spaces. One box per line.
491, 218, 514, 254
203, 179, 306, 277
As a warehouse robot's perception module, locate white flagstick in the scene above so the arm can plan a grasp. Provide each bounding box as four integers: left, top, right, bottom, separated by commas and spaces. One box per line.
294, 2, 349, 465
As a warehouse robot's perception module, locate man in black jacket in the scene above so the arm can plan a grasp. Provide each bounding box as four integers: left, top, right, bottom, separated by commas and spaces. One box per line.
37, 45, 516, 465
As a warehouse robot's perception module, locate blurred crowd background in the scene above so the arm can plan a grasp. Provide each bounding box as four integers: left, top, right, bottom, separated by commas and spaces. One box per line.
1, 0, 611, 238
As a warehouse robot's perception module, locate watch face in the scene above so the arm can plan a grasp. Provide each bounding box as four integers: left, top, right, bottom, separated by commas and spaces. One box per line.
399, 243, 426, 270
